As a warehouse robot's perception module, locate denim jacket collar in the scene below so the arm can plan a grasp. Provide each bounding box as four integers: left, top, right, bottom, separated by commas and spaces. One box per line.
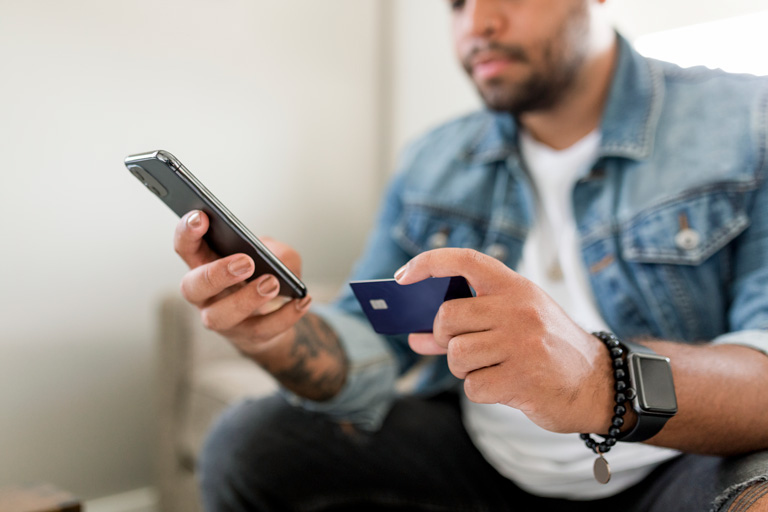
460, 34, 662, 165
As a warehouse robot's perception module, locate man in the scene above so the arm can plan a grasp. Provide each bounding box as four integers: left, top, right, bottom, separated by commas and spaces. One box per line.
174, 0, 768, 510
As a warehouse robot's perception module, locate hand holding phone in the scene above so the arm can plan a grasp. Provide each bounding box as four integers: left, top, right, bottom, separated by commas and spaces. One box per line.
124, 150, 306, 299
168, 208, 316, 364
125, 149, 313, 361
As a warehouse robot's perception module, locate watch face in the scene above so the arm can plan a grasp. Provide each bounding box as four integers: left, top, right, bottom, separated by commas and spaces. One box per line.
630, 354, 678, 414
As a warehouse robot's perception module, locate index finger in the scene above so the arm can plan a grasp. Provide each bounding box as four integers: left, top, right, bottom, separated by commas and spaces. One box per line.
394, 248, 513, 296
174, 210, 219, 269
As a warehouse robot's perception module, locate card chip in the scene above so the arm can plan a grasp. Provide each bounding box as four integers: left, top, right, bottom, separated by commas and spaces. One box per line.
369, 299, 389, 310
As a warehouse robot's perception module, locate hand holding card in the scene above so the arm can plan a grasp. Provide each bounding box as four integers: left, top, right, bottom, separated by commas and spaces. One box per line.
390, 248, 610, 434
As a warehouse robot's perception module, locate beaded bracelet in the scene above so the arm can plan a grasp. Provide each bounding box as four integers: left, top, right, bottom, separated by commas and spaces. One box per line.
579, 331, 636, 484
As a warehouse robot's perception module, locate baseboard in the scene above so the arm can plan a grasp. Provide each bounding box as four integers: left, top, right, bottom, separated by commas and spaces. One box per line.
84, 487, 158, 512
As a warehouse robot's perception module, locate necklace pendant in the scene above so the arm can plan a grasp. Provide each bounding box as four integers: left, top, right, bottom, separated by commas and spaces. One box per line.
593, 451, 611, 484
546, 260, 564, 281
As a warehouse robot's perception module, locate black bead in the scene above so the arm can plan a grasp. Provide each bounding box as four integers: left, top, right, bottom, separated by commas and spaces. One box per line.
584, 332, 634, 459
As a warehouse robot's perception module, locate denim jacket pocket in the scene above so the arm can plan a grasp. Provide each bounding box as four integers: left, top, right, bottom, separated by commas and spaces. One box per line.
393, 202, 485, 254
621, 187, 750, 266
392, 201, 523, 269
614, 186, 751, 340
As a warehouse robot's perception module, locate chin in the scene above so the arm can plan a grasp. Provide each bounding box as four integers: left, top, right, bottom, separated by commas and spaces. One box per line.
477, 82, 558, 114
477, 87, 523, 113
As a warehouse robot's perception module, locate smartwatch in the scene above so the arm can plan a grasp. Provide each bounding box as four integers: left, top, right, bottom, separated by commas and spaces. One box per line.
616, 340, 678, 442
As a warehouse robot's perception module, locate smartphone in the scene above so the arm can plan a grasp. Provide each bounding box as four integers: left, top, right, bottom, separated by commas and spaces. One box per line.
124, 149, 307, 299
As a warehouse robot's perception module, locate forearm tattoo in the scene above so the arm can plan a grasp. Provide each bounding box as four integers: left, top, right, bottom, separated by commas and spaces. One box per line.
268, 314, 349, 401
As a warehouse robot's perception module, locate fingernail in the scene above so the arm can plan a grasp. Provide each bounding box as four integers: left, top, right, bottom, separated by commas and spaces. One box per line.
295, 296, 312, 311
256, 275, 279, 296
187, 211, 202, 228
394, 265, 407, 282
228, 257, 253, 277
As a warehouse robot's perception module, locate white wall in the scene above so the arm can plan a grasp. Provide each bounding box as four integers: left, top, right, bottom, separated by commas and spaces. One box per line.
605, 0, 768, 40
0, 0, 382, 500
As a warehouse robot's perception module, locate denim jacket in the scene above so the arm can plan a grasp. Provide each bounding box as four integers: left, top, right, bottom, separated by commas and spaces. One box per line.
294, 36, 768, 429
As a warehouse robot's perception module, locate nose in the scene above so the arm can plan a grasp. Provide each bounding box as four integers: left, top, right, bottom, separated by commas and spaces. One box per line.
461, 0, 505, 39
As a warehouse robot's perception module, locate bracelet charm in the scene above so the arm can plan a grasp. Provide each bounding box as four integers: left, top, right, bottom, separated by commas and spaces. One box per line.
579, 331, 630, 484
593, 450, 611, 484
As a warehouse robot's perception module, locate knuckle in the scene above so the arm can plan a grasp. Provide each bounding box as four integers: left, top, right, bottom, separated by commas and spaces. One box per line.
199, 309, 218, 331
447, 336, 466, 362
433, 303, 448, 331
435, 298, 460, 332
446, 337, 470, 379
463, 374, 482, 402
436, 300, 455, 322
463, 374, 492, 404
420, 250, 434, 267
520, 302, 546, 328
464, 248, 486, 267
179, 279, 193, 302
202, 264, 216, 288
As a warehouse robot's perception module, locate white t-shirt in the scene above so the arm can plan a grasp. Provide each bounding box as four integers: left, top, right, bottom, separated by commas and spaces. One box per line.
461, 129, 680, 499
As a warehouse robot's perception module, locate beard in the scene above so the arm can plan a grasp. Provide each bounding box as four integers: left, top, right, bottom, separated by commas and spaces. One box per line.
466, 43, 584, 114
461, 5, 590, 114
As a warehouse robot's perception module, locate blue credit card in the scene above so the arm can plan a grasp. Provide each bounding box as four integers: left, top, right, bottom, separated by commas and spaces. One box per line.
349, 276, 473, 335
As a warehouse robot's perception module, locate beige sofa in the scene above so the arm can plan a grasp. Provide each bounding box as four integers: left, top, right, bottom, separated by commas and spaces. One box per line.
154, 285, 340, 512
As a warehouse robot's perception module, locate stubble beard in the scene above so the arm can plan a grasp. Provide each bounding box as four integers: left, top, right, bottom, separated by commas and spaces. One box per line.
475, 44, 583, 114
465, 4, 590, 115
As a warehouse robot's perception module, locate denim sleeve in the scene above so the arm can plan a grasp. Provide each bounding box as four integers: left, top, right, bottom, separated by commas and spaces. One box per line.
712, 330, 768, 356
280, 165, 424, 430
713, 132, 768, 356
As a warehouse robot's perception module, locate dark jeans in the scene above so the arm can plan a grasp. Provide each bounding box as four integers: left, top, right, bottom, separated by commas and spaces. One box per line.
199, 392, 768, 512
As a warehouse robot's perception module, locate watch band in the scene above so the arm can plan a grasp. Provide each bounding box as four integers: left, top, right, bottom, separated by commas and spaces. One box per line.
615, 340, 676, 443
615, 412, 671, 443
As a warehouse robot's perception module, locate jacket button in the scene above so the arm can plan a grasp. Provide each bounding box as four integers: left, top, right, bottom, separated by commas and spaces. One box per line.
485, 243, 508, 261
427, 230, 449, 249
675, 228, 701, 251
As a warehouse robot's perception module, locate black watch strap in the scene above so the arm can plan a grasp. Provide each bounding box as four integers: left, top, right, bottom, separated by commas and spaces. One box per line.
614, 340, 677, 443
615, 413, 671, 442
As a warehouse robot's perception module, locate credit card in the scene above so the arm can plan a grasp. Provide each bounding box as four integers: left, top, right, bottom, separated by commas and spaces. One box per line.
349, 276, 473, 335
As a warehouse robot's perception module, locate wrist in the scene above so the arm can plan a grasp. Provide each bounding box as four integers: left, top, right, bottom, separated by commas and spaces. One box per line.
245, 325, 298, 363
579, 332, 677, 484
584, 335, 616, 434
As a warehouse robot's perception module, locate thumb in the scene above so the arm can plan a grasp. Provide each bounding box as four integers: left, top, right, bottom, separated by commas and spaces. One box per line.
408, 333, 447, 355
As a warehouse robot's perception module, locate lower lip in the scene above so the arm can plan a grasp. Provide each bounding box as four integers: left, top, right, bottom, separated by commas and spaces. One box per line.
473, 59, 513, 80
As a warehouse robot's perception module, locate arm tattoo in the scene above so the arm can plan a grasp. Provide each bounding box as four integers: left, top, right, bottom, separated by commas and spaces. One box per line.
267, 313, 349, 401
